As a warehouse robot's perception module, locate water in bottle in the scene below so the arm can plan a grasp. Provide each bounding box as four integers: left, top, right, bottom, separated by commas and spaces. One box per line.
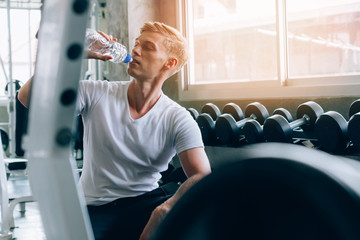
86, 28, 132, 63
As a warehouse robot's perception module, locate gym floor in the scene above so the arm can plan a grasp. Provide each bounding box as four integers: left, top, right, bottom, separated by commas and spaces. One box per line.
7, 174, 45, 240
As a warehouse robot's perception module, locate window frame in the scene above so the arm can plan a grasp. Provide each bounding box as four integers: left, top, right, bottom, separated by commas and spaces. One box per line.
176, 0, 360, 101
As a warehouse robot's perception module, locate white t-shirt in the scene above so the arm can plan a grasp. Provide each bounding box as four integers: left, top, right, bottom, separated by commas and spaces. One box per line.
76, 80, 203, 206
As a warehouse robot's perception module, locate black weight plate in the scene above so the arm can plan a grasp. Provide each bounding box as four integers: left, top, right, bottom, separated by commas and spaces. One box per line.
222, 103, 244, 122
273, 108, 293, 122
296, 101, 324, 131
196, 113, 216, 145
349, 99, 360, 119
201, 103, 221, 121
263, 115, 293, 143
187, 108, 199, 120
0, 128, 9, 152
244, 102, 269, 125
152, 143, 360, 240
243, 120, 264, 144
315, 111, 348, 153
348, 113, 360, 151
215, 114, 238, 145
7, 162, 27, 171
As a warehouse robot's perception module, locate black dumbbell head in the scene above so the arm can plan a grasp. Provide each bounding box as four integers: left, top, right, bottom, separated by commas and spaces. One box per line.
196, 113, 216, 145
263, 115, 293, 143
244, 102, 269, 125
215, 114, 238, 144
349, 99, 360, 119
315, 111, 348, 153
187, 108, 199, 120
201, 103, 221, 121
242, 108, 292, 144
222, 103, 244, 122
243, 120, 264, 144
348, 113, 360, 151
273, 108, 293, 122
296, 101, 324, 131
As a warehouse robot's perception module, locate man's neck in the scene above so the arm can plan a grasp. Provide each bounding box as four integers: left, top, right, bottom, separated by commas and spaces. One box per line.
127, 78, 163, 119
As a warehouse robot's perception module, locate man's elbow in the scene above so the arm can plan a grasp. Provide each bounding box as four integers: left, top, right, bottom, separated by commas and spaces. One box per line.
17, 90, 29, 108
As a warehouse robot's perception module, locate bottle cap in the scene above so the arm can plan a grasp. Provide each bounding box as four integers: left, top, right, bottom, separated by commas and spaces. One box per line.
123, 53, 132, 63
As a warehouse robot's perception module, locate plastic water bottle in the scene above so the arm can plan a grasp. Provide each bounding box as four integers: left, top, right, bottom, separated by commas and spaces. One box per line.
85, 28, 132, 63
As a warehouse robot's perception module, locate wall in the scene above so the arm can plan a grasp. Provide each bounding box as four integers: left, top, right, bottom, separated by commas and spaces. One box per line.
128, 0, 159, 48
100, 0, 162, 82
99, 0, 130, 82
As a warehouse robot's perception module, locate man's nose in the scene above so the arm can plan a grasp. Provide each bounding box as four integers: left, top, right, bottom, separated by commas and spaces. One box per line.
132, 45, 141, 56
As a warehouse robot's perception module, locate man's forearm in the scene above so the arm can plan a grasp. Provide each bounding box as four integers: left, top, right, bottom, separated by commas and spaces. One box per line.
139, 172, 209, 240
18, 76, 33, 108
162, 172, 207, 210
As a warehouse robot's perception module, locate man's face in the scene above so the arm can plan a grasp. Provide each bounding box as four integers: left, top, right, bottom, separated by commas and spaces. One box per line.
127, 31, 170, 81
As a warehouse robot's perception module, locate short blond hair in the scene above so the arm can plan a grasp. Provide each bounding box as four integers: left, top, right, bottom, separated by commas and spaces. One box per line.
140, 22, 188, 74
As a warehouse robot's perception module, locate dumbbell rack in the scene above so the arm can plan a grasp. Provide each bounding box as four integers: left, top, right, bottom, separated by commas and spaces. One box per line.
25, 0, 94, 240
193, 102, 360, 162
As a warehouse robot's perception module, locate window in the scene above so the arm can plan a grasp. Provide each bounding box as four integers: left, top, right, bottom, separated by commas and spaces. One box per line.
287, 0, 360, 78
191, 0, 276, 83
178, 0, 360, 100
0, 6, 41, 99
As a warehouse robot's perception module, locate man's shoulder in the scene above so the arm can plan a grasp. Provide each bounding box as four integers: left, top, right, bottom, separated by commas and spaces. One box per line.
160, 94, 193, 120
161, 94, 185, 111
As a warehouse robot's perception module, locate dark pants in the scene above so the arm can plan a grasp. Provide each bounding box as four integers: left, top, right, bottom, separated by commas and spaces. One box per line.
87, 187, 172, 240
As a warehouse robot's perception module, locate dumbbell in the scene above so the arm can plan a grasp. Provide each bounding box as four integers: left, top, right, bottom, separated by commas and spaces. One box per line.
263, 101, 323, 143
243, 108, 293, 144
202, 103, 221, 121
196, 103, 245, 145
215, 102, 269, 145
314, 111, 349, 152
187, 108, 199, 120
188, 102, 238, 121
349, 113, 360, 151
349, 99, 360, 118
348, 99, 360, 151
196, 103, 221, 145
222, 103, 244, 122
315, 99, 360, 153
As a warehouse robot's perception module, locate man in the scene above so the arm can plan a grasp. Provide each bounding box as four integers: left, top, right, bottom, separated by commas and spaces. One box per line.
18, 22, 211, 240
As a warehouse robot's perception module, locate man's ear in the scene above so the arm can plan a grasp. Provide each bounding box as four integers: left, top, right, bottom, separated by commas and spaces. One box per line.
164, 58, 178, 70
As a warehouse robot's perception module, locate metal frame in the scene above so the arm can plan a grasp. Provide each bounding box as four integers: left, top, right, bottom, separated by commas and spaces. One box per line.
0, 0, 42, 10
5, 0, 15, 158
0, 134, 34, 239
0, 137, 11, 239
26, 0, 94, 239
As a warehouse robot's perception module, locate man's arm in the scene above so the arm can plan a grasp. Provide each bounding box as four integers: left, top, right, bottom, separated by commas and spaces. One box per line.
18, 54, 112, 109
139, 147, 211, 240
17, 30, 115, 108
18, 76, 33, 108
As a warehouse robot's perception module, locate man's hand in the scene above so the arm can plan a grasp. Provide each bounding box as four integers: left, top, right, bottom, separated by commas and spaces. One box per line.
86, 51, 113, 61
139, 203, 171, 240
86, 30, 118, 61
